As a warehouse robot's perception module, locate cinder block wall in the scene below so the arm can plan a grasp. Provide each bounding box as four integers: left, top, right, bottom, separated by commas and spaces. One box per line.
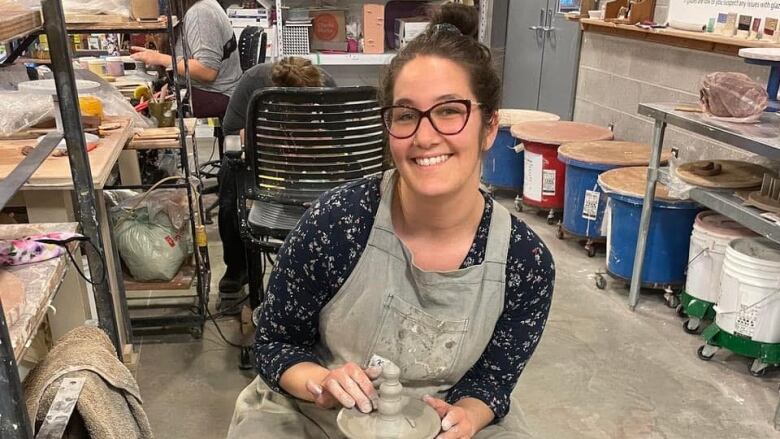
572, 2, 771, 161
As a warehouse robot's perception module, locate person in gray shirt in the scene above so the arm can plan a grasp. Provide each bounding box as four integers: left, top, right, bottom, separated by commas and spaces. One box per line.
217, 57, 336, 313
131, 0, 241, 118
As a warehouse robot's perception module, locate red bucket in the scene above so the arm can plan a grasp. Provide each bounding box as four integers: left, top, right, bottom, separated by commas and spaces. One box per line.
512, 121, 613, 210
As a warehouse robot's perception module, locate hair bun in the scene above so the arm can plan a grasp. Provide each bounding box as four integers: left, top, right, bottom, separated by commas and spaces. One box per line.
429, 3, 479, 39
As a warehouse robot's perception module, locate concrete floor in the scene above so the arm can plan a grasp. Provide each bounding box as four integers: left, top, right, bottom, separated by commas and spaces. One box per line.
135, 193, 780, 438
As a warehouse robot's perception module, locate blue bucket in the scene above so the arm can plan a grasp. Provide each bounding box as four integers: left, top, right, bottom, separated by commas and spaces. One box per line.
482, 127, 523, 191
559, 157, 616, 238
605, 192, 699, 286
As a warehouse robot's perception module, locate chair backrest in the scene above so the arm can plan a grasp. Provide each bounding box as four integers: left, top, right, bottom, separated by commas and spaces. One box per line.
238, 26, 264, 72
245, 86, 386, 205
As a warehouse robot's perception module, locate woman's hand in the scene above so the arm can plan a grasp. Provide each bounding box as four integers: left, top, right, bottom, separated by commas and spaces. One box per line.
304, 362, 381, 413
424, 395, 477, 439
130, 46, 170, 67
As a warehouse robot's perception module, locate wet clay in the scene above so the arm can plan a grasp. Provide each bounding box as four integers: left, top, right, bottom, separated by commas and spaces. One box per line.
337, 363, 440, 439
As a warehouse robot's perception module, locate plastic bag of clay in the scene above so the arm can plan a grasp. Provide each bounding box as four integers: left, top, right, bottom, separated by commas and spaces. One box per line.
700, 72, 768, 123
0, 92, 54, 137
74, 69, 153, 128
62, 0, 130, 18
111, 189, 192, 281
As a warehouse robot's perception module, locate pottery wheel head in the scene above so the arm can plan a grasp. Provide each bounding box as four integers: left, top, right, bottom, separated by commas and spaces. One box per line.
337, 397, 441, 439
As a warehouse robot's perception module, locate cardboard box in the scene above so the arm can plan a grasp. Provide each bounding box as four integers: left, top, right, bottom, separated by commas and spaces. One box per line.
309, 8, 347, 51
394, 17, 428, 49
363, 4, 385, 54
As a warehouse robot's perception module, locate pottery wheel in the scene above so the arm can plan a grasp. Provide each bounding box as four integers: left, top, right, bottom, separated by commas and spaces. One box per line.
675, 160, 770, 189
337, 398, 440, 439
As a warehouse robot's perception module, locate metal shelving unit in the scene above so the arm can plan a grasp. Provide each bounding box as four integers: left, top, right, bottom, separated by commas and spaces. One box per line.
0, 0, 121, 436
631, 102, 780, 432
630, 103, 780, 309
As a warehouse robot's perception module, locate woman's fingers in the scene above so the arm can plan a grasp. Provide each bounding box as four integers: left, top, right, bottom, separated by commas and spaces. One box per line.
423, 395, 451, 418
130, 46, 147, 53
351, 369, 380, 409
322, 377, 356, 409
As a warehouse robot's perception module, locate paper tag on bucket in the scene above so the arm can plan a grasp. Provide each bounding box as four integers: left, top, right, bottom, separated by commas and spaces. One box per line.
542, 170, 556, 195
582, 190, 600, 220
735, 303, 759, 339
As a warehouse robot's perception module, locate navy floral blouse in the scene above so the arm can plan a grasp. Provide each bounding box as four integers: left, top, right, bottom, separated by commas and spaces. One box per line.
254, 174, 555, 419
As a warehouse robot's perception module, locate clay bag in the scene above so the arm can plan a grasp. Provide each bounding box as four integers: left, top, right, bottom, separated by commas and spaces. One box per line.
700, 72, 768, 122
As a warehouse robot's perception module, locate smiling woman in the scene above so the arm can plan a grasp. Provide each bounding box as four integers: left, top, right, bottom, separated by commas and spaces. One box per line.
227, 4, 555, 439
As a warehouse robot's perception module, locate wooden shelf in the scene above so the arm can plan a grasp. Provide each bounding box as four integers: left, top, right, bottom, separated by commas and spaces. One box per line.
0, 222, 79, 362
123, 262, 195, 291
298, 52, 396, 65
580, 18, 780, 56
125, 118, 198, 150
65, 17, 179, 34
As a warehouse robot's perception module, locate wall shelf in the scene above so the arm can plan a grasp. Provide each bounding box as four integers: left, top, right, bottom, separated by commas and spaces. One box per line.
298, 52, 396, 65
580, 18, 780, 56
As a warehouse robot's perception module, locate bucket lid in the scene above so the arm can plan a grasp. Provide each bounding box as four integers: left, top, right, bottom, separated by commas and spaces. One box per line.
729, 237, 780, 263
695, 211, 756, 238
598, 166, 680, 201
498, 109, 559, 127
510, 121, 613, 146
558, 141, 672, 166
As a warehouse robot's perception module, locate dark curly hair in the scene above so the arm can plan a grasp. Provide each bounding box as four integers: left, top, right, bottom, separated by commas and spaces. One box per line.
380, 3, 501, 126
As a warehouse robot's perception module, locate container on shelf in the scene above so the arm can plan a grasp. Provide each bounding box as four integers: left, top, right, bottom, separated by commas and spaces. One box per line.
105, 56, 125, 77
598, 166, 700, 287
681, 211, 756, 332
511, 121, 613, 223
87, 59, 107, 76
482, 109, 559, 194
557, 141, 668, 255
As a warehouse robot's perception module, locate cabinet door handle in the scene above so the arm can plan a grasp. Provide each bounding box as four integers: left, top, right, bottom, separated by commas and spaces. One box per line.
529, 8, 545, 32
543, 8, 555, 34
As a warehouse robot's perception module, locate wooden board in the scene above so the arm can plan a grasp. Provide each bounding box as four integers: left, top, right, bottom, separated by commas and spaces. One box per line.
0, 3, 41, 44
126, 118, 197, 150
558, 141, 672, 166
676, 160, 771, 189
65, 14, 130, 24
598, 166, 679, 201
123, 263, 195, 291
0, 117, 133, 190
510, 121, 614, 145
0, 222, 79, 361
65, 17, 178, 33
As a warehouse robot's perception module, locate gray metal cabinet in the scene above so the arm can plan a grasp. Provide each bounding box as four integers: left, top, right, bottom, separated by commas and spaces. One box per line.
500, 0, 582, 120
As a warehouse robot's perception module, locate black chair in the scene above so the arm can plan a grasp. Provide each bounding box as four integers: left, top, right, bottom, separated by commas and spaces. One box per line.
231, 86, 386, 368
202, 26, 268, 224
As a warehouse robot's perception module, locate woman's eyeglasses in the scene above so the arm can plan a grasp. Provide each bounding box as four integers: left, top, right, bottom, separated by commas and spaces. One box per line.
380, 99, 482, 139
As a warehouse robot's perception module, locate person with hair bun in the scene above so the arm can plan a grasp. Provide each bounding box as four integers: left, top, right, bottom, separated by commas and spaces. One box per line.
216, 57, 336, 313
228, 5, 553, 438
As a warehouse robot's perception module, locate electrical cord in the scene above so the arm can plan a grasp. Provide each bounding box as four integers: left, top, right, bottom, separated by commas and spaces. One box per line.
204, 303, 244, 348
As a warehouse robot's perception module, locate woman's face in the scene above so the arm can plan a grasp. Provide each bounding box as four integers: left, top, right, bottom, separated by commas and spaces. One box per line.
389, 56, 497, 199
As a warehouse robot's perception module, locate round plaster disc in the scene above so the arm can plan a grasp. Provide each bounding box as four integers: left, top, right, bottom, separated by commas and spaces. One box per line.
675, 160, 770, 189
337, 397, 440, 439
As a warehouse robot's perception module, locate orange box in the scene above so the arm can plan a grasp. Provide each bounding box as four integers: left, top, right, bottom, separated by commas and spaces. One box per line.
309, 8, 347, 51
363, 4, 385, 54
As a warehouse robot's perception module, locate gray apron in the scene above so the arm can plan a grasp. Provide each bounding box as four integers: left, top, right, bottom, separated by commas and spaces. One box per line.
228, 170, 532, 438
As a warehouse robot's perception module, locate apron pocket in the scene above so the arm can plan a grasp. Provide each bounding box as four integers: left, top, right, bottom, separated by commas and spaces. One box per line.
366, 294, 469, 383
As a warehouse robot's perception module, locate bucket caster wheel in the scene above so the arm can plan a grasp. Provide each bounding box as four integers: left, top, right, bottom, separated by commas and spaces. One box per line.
585, 243, 597, 258
750, 359, 769, 378
683, 318, 701, 334
556, 225, 565, 240
514, 196, 523, 212
676, 304, 686, 318
239, 345, 254, 371
697, 344, 718, 361
190, 326, 203, 339
595, 274, 607, 290
664, 291, 680, 309
546, 210, 556, 225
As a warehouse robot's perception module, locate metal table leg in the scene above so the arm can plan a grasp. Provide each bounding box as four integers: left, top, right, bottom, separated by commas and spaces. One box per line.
628, 119, 667, 310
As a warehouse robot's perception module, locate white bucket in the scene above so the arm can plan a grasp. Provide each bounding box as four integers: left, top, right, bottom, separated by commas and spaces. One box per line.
716, 237, 780, 343
685, 211, 755, 303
